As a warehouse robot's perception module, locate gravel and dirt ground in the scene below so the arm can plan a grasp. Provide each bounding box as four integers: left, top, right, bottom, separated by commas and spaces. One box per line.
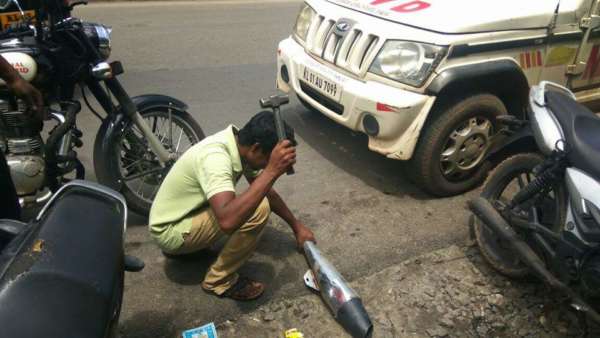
215, 243, 597, 338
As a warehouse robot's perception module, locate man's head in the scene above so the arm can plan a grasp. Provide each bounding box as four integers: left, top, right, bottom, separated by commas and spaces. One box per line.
237, 111, 296, 170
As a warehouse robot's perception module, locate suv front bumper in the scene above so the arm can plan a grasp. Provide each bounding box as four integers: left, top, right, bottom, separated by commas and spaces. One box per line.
276, 37, 436, 160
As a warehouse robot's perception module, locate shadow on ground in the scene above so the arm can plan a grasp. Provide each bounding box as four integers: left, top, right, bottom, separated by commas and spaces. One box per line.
128, 212, 148, 227
119, 310, 178, 338
160, 223, 300, 315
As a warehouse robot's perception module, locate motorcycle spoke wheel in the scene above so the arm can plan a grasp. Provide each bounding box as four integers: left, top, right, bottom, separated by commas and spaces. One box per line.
117, 110, 200, 205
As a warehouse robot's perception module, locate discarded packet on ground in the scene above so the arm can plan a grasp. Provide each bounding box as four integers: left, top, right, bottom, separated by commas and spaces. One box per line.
181, 322, 218, 338
303, 241, 373, 338
284, 328, 305, 338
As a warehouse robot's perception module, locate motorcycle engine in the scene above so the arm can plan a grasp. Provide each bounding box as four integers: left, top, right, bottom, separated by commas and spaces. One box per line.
581, 253, 600, 297
0, 99, 45, 196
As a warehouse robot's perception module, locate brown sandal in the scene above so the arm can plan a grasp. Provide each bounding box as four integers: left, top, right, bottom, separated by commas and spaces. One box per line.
220, 277, 265, 301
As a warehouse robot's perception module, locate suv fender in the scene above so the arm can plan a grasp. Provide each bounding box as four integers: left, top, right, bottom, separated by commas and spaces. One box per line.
426, 58, 530, 118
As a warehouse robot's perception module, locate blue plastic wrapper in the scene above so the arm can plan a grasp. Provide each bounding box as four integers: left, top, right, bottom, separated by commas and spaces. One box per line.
181, 322, 218, 338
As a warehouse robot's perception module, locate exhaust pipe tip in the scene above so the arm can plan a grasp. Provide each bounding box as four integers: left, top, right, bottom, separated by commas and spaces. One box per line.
336, 298, 373, 338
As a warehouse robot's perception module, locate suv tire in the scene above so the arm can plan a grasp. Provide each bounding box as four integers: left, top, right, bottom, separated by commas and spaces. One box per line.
409, 94, 507, 196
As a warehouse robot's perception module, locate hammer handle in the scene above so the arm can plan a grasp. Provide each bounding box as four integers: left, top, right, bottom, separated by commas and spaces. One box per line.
273, 108, 295, 175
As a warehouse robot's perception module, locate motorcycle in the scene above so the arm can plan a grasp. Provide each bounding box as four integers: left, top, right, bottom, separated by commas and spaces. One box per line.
469, 81, 600, 323
0, 0, 205, 214
0, 180, 144, 337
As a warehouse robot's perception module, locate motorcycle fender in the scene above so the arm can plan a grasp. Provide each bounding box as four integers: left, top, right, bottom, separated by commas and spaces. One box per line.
130, 94, 188, 112
485, 125, 537, 165
94, 113, 127, 191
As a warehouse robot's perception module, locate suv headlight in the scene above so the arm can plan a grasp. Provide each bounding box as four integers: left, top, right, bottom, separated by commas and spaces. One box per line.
369, 41, 446, 87
294, 3, 316, 42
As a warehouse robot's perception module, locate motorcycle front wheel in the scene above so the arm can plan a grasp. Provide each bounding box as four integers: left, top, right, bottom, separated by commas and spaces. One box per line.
474, 152, 566, 278
97, 107, 204, 216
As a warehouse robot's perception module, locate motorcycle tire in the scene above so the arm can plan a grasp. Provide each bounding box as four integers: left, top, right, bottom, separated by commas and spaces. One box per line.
95, 107, 205, 216
474, 152, 566, 278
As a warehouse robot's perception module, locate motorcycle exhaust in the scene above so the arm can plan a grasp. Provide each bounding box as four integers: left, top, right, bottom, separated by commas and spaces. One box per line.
303, 241, 373, 338
469, 197, 600, 323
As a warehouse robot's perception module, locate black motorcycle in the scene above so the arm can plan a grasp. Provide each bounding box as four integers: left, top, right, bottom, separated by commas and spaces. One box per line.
0, 0, 204, 214
0, 180, 144, 337
469, 81, 600, 323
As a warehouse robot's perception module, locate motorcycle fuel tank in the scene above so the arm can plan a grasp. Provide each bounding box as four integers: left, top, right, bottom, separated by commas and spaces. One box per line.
0, 51, 37, 84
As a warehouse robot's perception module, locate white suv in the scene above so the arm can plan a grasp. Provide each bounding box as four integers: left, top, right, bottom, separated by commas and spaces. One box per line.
276, 0, 600, 196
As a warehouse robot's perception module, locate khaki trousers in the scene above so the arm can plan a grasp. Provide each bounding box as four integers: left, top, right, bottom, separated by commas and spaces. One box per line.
171, 198, 270, 295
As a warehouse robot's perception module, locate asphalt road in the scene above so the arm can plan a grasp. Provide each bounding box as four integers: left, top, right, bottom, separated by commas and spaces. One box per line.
71, 2, 476, 337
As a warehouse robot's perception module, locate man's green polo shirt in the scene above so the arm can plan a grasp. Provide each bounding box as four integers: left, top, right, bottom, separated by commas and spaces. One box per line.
148, 125, 255, 252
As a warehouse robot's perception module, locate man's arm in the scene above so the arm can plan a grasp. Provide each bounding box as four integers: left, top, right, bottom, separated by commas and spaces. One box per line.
265, 188, 298, 230
208, 140, 296, 234
0, 56, 43, 116
0, 56, 20, 85
265, 187, 315, 248
245, 174, 316, 249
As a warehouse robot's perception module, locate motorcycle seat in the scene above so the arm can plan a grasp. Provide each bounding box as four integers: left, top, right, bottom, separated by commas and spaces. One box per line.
0, 182, 126, 338
545, 91, 600, 178
0, 219, 27, 252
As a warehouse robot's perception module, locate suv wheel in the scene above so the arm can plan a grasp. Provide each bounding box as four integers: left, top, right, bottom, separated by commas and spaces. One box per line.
408, 94, 507, 196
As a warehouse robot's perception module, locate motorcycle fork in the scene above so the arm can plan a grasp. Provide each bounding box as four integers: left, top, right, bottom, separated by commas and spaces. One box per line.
92, 78, 175, 165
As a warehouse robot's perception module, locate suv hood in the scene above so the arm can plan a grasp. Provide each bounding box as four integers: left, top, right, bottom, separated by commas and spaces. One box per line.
326, 0, 560, 34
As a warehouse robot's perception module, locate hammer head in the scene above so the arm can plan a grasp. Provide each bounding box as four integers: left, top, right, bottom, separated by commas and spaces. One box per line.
260, 94, 290, 109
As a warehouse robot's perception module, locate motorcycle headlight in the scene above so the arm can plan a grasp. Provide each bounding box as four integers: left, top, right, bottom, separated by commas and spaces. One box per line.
294, 3, 316, 42
369, 41, 446, 87
83, 22, 112, 60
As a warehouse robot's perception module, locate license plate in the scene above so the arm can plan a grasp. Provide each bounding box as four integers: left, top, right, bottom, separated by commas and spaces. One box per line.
0, 10, 35, 31
301, 65, 342, 102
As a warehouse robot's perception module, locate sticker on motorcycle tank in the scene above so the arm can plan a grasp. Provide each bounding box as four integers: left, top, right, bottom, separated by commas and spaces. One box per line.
545, 46, 576, 68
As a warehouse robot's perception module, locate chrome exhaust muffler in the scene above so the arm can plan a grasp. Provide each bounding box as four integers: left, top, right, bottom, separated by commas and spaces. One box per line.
303, 241, 373, 338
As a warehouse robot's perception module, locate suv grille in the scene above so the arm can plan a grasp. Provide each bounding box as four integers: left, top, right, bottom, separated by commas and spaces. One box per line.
305, 15, 380, 76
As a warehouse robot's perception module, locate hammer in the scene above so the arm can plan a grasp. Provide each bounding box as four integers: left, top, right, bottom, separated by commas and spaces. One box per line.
259, 94, 294, 175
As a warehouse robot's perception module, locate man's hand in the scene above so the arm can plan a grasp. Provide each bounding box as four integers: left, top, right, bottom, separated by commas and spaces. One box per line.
264, 140, 296, 178
0, 55, 43, 119
7, 76, 44, 119
293, 223, 316, 250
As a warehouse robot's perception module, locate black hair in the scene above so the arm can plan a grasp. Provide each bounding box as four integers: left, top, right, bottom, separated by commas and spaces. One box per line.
238, 110, 297, 153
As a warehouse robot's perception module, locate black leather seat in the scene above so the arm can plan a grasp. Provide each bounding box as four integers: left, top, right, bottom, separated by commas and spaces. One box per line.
0, 219, 27, 252
0, 186, 125, 338
545, 91, 600, 178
